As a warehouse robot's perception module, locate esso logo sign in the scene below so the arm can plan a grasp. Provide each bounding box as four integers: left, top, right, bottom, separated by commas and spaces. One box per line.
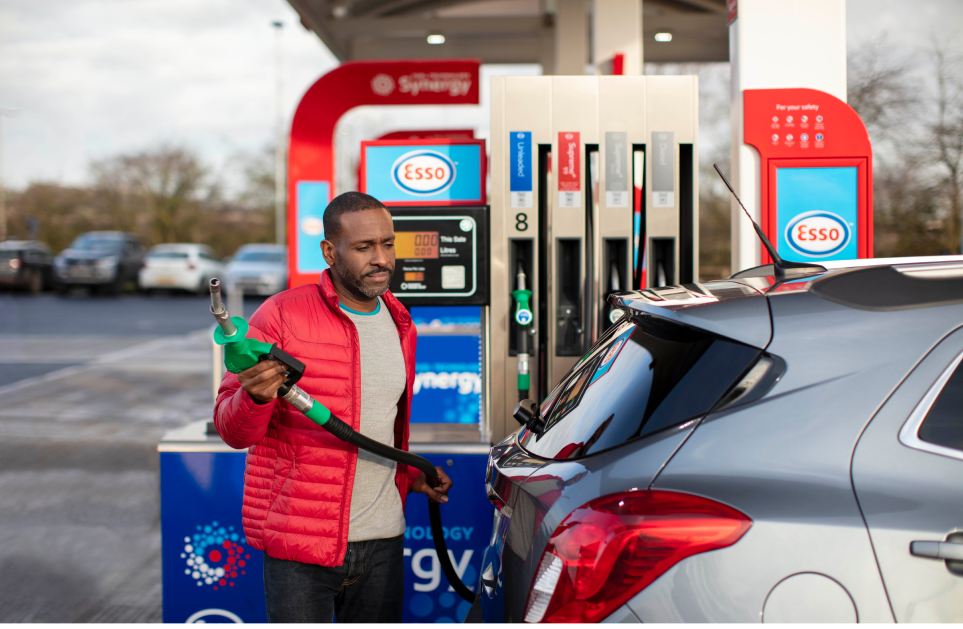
785, 211, 851, 257
391, 151, 456, 196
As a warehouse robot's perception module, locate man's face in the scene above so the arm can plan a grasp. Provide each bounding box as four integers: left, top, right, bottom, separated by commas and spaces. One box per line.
322, 208, 395, 299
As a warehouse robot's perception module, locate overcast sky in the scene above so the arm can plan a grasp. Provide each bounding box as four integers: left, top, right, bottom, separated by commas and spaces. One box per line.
1, 0, 961, 191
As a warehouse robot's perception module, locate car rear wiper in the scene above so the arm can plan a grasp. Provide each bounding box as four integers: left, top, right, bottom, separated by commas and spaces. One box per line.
713, 164, 826, 281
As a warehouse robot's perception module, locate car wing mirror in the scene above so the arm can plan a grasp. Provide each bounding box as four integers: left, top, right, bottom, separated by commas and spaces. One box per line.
513, 399, 546, 436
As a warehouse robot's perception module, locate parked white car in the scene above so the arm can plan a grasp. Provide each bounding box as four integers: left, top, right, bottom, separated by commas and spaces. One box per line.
222, 244, 287, 296
138, 244, 224, 294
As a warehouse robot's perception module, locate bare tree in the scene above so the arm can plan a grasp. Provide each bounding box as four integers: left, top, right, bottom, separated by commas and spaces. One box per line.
847, 35, 920, 148
91, 145, 209, 244
922, 40, 963, 252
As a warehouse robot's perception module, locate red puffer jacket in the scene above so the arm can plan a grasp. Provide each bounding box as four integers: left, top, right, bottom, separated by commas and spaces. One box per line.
213, 270, 420, 567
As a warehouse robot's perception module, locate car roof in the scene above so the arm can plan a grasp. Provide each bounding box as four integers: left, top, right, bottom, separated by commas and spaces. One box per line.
610, 257, 963, 344
235, 244, 286, 252
77, 231, 127, 238
149, 243, 205, 250
0, 240, 46, 250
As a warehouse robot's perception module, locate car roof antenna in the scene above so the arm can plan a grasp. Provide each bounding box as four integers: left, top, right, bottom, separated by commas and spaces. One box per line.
713, 164, 826, 280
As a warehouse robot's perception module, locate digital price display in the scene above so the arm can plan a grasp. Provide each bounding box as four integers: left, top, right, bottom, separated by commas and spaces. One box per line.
388, 207, 489, 306
395, 232, 440, 259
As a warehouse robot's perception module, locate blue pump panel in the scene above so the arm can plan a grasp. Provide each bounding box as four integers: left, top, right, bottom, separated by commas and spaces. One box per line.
776, 167, 858, 261
160, 439, 491, 623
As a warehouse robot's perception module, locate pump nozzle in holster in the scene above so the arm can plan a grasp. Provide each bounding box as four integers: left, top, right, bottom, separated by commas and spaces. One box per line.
208, 278, 474, 602
511, 266, 534, 401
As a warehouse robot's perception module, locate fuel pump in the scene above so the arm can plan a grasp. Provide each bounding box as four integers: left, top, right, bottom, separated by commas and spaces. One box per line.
511, 266, 533, 401
489, 75, 699, 443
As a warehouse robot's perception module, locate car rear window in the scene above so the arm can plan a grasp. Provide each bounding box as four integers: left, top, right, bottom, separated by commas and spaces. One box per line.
918, 359, 963, 452
72, 237, 123, 252
518, 317, 760, 461
147, 251, 190, 259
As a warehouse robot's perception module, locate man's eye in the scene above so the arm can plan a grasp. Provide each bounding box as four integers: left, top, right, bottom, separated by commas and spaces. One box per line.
356, 246, 368, 252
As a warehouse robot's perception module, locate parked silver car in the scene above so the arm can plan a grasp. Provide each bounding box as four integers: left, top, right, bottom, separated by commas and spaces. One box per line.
478, 256, 963, 623
222, 244, 287, 296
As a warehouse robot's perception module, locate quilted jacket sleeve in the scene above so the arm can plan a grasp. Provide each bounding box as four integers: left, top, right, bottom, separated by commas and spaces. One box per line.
213, 298, 284, 449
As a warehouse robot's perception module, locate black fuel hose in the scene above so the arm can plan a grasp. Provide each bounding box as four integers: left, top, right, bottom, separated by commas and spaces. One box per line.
322, 414, 475, 602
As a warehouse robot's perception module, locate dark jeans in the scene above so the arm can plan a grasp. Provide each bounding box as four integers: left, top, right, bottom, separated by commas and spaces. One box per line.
263, 535, 405, 623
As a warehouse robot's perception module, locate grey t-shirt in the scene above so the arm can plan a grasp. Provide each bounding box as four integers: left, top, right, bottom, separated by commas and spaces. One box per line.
341, 297, 407, 542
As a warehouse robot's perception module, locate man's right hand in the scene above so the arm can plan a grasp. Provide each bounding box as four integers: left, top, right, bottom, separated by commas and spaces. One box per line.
238, 358, 288, 403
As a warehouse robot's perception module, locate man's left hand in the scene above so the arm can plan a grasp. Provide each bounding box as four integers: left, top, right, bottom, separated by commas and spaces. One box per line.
411, 467, 453, 503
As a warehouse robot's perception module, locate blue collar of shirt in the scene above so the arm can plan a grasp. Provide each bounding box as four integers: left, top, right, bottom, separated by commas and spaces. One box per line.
340, 299, 381, 316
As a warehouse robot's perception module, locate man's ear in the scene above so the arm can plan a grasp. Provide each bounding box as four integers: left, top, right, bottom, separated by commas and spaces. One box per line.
321, 239, 336, 267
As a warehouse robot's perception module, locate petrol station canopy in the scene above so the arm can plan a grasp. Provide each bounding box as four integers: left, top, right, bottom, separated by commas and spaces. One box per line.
286, 0, 729, 68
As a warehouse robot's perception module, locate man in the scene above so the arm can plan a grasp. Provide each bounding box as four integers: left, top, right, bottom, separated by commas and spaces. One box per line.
213, 191, 453, 623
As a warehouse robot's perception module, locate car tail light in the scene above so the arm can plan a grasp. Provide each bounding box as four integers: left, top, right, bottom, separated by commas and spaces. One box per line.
524, 490, 751, 623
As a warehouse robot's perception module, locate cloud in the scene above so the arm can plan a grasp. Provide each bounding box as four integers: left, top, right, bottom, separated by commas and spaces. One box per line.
0, 0, 337, 188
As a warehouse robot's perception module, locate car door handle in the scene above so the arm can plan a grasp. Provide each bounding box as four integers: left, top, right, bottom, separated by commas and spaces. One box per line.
910, 541, 963, 561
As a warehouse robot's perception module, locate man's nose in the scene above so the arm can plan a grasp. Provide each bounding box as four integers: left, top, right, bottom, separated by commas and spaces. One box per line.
371, 245, 390, 268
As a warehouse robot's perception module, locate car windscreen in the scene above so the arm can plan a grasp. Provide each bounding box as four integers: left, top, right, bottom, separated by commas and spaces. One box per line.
147, 251, 190, 259
0, 251, 19, 260
518, 317, 760, 461
235, 252, 284, 263
71, 237, 123, 252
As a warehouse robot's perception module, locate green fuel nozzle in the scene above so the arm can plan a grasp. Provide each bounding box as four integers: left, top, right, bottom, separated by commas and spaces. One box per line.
511, 267, 534, 398
209, 278, 319, 421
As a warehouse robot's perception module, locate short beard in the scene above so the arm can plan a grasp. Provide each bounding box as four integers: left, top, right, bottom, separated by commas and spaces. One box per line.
334, 257, 393, 298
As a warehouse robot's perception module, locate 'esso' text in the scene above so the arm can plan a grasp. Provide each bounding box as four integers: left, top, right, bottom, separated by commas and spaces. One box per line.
785, 211, 850, 257
391, 151, 456, 196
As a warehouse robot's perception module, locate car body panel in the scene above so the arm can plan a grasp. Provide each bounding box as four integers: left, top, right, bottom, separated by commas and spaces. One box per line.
54, 231, 144, 289
637, 293, 963, 622
481, 423, 696, 622
852, 325, 963, 622
0, 240, 53, 290
223, 245, 287, 296
139, 244, 224, 293
485, 260, 963, 623
610, 280, 772, 349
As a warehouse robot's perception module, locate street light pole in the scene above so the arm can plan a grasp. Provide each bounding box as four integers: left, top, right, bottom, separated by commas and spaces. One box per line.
0, 108, 19, 243
272, 21, 285, 246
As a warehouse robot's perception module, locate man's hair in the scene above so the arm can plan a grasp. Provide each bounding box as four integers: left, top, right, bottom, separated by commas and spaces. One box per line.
323, 191, 388, 242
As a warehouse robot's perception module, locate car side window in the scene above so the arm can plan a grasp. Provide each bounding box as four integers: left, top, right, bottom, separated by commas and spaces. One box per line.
518, 317, 760, 461
918, 360, 963, 452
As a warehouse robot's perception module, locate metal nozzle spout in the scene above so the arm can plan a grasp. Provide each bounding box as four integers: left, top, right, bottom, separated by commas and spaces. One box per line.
516, 264, 527, 292
210, 278, 238, 337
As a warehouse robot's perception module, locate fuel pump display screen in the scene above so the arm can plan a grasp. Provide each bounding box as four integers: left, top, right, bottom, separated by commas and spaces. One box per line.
395, 231, 440, 259
388, 207, 489, 306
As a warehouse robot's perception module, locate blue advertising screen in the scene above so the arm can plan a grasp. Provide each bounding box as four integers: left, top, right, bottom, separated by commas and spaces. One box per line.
776, 167, 858, 261
296, 181, 331, 273
363, 143, 483, 204
409, 306, 481, 424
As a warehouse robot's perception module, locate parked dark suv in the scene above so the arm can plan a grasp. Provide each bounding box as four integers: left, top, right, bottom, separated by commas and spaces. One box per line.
0, 240, 54, 293
54, 231, 145, 295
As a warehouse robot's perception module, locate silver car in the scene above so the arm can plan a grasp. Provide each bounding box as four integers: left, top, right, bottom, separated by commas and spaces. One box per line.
478, 256, 963, 623
222, 244, 288, 296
